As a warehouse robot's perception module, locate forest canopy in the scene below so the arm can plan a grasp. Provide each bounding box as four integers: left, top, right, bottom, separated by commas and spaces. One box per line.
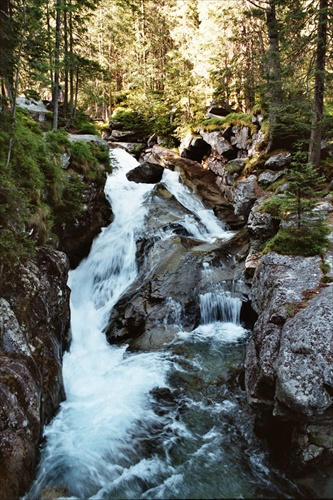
0, 0, 332, 146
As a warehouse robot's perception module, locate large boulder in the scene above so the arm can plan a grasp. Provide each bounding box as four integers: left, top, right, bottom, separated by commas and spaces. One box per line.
179, 134, 211, 162
233, 175, 260, 218
0, 247, 70, 499
264, 150, 292, 170
245, 252, 333, 471
126, 161, 164, 184
199, 130, 236, 159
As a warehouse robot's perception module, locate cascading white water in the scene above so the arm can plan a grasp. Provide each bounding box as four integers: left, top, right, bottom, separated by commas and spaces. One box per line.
26, 149, 300, 500
161, 169, 231, 242
199, 289, 241, 325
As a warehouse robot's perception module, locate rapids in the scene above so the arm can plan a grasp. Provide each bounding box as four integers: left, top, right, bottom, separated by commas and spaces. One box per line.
25, 148, 303, 499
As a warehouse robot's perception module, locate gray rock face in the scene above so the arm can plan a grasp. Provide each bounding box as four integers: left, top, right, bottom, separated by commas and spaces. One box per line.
233, 175, 259, 217
245, 251, 333, 470
179, 134, 211, 162
274, 284, 333, 418
68, 133, 108, 146
258, 170, 284, 186
0, 247, 70, 499
199, 130, 235, 158
264, 150, 291, 170
247, 196, 278, 241
16, 97, 47, 122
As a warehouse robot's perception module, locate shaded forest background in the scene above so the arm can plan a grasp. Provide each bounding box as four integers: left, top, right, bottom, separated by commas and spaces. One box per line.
0, 0, 332, 265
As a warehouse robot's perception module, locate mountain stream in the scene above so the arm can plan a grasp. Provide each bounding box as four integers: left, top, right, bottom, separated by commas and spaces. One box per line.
26, 148, 305, 499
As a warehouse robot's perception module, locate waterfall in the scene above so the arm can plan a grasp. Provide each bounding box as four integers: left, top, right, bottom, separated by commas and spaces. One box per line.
25, 148, 301, 500
199, 289, 241, 325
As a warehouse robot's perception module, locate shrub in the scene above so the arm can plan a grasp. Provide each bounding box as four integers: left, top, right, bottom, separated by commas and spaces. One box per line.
45, 129, 70, 155
111, 107, 150, 138
263, 224, 331, 256
54, 173, 86, 223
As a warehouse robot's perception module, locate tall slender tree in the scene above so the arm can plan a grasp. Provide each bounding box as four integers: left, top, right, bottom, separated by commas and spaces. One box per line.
308, 0, 328, 167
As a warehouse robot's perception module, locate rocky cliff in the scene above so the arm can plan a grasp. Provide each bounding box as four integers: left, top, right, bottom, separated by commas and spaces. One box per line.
0, 247, 70, 499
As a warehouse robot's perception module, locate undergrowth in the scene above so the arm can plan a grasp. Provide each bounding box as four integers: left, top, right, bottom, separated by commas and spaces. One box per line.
0, 108, 110, 268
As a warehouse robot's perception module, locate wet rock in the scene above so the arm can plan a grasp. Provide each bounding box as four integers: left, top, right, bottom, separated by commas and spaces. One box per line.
126, 161, 164, 184
145, 146, 244, 229
109, 142, 144, 157
57, 183, 112, 268
0, 247, 70, 499
105, 184, 248, 350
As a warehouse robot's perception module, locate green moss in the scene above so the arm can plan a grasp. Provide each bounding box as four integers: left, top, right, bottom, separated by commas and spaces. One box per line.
201, 113, 257, 135
69, 141, 107, 183
226, 161, 244, 175
0, 109, 111, 266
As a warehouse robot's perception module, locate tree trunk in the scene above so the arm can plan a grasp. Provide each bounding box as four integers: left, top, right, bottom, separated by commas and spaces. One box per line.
6, 0, 27, 169
265, 0, 282, 152
63, 1, 68, 118
69, 3, 74, 118
308, 0, 328, 168
52, 0, 62, 131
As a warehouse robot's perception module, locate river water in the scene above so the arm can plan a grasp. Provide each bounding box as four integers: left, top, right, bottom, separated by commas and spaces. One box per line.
26, 148, 305, 499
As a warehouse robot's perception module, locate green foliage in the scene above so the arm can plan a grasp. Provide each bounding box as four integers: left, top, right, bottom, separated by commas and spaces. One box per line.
0, 227, 36, 267
261, 145, 331, 257
201, 113, 257, 134
69, 141, 107, 183
111, 107, 151, 138
67, 112, 99, 135
261, 195, 287, 219
54, 173, 86, 223
45, 129, 71, 155
262, 147, 326, 228
226, 161, 244, 175
263, 224, 331, 257
0, 109, 110, 266
271, 100, 313, 149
